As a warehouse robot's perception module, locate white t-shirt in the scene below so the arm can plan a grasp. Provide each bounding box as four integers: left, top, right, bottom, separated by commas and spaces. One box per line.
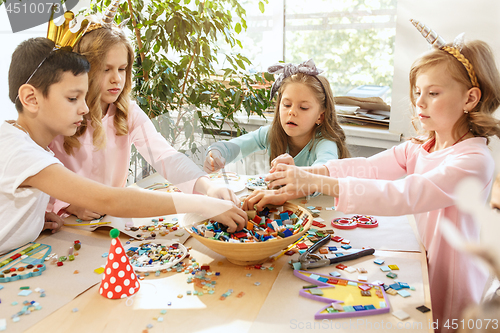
0, 121, 61, 254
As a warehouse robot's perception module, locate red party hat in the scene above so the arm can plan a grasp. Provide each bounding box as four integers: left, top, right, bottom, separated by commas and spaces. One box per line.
99, 229, 140, 299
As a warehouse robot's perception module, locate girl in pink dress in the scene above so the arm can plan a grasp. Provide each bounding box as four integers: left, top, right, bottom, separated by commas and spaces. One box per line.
245, 31, 500, 331
49, 20, 236, 220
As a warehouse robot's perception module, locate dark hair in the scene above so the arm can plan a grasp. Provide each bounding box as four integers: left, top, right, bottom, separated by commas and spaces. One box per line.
8, 37, 90, 112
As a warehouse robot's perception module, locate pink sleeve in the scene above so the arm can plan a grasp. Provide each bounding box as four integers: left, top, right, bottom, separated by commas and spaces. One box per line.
50, 197, 70, 217
128, 103, 206, 194
325, 141, 411, 180
336, 149, 494, 216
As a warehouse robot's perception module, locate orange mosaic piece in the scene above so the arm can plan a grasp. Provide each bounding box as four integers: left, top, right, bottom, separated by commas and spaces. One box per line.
337, 279, 348, 286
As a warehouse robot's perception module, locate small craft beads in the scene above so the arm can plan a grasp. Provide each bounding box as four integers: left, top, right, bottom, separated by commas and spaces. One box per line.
190, 208, 309, 243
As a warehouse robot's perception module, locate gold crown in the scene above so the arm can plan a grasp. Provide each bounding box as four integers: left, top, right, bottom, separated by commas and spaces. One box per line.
46, 0, 126, 49
410, 19, 479, 88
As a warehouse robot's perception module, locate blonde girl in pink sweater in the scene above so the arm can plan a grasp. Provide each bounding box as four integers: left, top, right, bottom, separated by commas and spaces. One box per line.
49, 14, 237, 220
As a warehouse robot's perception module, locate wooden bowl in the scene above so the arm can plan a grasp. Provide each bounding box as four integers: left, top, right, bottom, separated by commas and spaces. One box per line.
185, 202, 311, 265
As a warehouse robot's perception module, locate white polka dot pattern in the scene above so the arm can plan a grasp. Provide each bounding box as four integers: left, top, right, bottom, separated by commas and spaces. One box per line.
99, 235, 140, 299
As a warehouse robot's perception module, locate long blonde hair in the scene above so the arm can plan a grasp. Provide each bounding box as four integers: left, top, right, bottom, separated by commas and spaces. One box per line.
409, 40, 500, 144
63, 24, 135, 155
269, 73, 350, 163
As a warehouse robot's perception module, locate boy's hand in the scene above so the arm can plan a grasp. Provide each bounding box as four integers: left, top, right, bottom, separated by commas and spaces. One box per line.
44, 211, 64, 233
206, 184, 241, 206
209, 201, 247, 233
179, 196, 246, 233
204, 150, 225, 173
65, 204, 103, 221
241, 189, 289, 212
270, 153, 295, 173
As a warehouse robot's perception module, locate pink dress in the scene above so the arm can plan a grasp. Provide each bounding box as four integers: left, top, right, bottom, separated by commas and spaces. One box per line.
49, 102, 205, 215
326, 137, 493, 332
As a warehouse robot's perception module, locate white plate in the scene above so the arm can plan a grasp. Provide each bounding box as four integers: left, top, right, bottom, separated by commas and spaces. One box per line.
208, 172, 246, 193
245, 175, 269, 191
125, 240, 188, 272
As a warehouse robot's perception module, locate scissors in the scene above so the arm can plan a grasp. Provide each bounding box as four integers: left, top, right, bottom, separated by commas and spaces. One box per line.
291, 234, 375, 270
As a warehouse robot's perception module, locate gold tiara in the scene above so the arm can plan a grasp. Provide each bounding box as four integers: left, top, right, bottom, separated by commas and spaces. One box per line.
46, 0, 128, 49
410, 19, 479, 88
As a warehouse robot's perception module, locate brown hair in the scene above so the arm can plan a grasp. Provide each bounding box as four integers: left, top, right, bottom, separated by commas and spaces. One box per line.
63, 24, 134, 155
409, 40, 500, 144
268, 73, 350, 163
8, 37, 90, 112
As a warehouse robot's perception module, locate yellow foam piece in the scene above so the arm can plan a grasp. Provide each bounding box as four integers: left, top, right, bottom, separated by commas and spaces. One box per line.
300, 272, 383, 313
94, 267, 105, 274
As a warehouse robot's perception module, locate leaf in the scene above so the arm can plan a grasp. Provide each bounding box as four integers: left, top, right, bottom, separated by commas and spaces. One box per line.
184, 122, 193, 139
264, 72, 274, 82
153, 42, 160, 53
235, 22, 241, 34
234, 90, 242, 106
165, 18, 175, 34
145, 28, 153, 42
142, 57, 153, 72
235, 59, 246, 70
259, 1, 265, 13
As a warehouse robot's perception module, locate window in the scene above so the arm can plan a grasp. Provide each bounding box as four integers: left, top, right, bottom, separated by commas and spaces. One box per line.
222, 0, 397, 102
285, 0, 396, 101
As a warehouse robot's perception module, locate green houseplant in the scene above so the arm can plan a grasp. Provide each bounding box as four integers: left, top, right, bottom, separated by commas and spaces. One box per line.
88, 0, 274, 160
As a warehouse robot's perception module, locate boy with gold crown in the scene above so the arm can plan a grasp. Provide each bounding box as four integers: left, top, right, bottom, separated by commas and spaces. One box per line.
0, 5, 247, 255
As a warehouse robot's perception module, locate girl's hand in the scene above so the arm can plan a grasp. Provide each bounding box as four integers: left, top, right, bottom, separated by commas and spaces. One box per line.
270, 153, 295, 173
44, 211, 64, 233
206, 184, 241, 206
204, 149, 226, 173
266, 164, 318, 197
66, 204, 103, 221
241, 189, 289, 212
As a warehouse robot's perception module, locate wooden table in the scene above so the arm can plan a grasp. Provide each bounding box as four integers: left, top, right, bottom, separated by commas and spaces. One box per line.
21, 174, 433, 333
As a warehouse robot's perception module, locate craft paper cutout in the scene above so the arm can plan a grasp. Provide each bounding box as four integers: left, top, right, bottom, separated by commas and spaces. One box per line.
0, 243, 51, 283
294, 270, 390, 319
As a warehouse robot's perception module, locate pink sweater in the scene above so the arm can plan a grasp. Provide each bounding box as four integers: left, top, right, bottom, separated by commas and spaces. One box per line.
326, 137, 493, 331
49, 102, 205, 215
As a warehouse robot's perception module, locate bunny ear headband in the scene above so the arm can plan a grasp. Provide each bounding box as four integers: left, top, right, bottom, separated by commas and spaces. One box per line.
268, 58, 325, 100
410, 19, 479, 88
